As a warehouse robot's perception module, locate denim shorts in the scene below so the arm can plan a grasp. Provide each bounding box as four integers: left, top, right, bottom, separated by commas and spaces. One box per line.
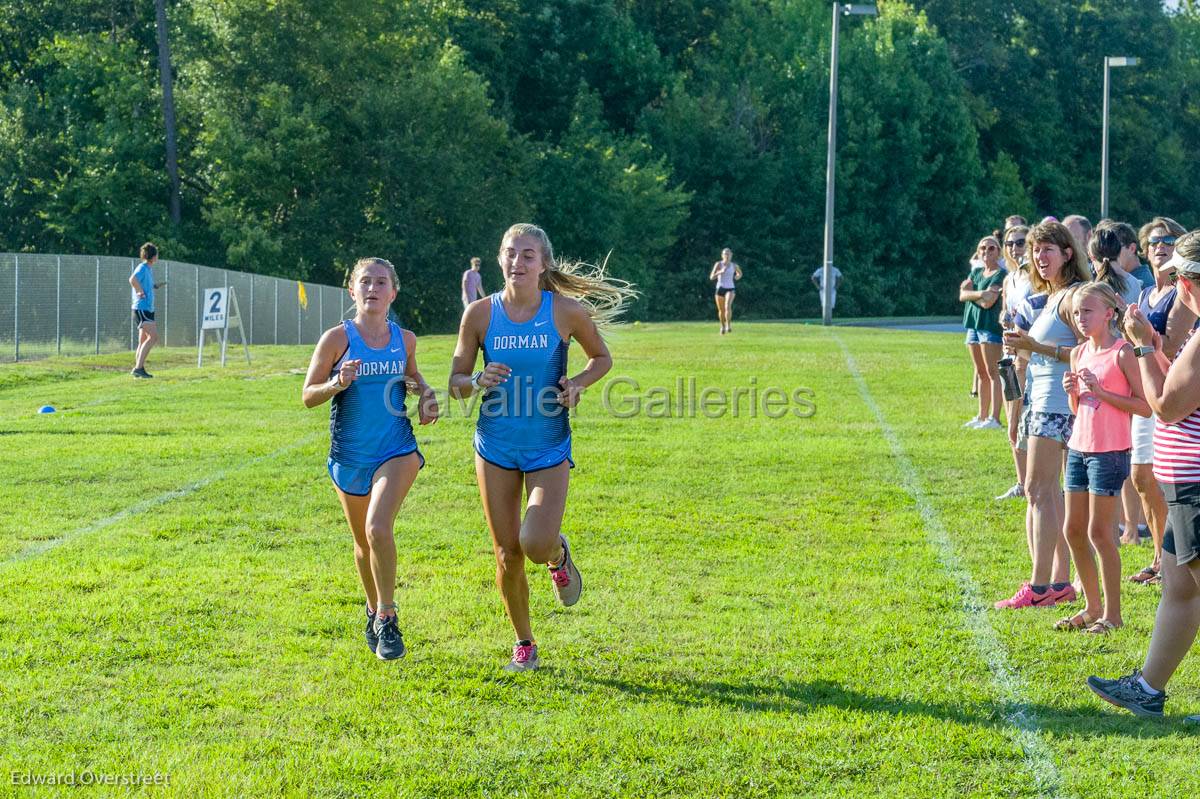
1162, 481, 1200, 566
965, 328, 1003, 345
1064, 449, 1130, 496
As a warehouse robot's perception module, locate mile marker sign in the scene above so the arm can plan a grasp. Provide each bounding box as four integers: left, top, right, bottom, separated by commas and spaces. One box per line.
202, 287, 228, 330
198, 286, 250, 366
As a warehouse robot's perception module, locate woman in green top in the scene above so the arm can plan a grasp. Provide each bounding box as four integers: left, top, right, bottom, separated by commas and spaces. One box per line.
960, 235, 1007, 429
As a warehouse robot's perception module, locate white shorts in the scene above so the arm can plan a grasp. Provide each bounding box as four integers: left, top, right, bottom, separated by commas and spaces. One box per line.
1132, 413, 1155, 465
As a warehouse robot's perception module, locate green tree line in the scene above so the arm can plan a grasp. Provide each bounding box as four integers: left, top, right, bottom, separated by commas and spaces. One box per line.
3, 1, 1199, 330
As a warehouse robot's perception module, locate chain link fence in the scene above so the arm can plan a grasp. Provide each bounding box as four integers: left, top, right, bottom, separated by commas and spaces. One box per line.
0, 253, 353, 362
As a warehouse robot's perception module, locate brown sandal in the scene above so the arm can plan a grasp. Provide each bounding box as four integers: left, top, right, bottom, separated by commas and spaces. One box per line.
1085, 619, 1121, 635
1054, 612, 1098, 631
1129, 566, 1159, 584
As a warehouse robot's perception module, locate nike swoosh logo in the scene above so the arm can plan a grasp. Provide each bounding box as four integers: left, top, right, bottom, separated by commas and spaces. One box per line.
1030, 592, 1059, 606
534, 320, 549, 327
390, 345, 403, 352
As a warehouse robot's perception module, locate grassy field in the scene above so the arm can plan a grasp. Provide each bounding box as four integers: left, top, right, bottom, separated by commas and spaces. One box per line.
0, 322, 1195, 798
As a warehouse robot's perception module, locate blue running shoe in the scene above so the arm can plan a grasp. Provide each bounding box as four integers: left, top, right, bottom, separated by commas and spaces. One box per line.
365, 607, 378, 654
373, 614, 406, 660
1086, 670, 1165, 718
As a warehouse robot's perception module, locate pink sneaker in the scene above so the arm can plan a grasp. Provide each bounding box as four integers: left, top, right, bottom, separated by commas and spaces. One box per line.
503, 641, 540, 672
997, 583, 1070, 609
995, 582, 1034, 609
547, 534, 582, 607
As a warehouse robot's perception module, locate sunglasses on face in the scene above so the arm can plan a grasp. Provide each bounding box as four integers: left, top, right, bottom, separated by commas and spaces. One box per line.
980, 245, 998, 252
1149, 236, 1178, 246
1005, 239, 1026, 247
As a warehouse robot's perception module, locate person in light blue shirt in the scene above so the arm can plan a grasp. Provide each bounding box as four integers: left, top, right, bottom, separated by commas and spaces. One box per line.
129, 242, 166, 378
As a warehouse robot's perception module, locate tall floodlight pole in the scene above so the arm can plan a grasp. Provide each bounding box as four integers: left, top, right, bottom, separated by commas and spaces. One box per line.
822, 3, 876, 325
155, 0, 182, 225
1100, 56, 1137, 220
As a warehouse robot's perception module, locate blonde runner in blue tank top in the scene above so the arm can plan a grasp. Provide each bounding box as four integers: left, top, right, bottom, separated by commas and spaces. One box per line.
475, 291, 570, 455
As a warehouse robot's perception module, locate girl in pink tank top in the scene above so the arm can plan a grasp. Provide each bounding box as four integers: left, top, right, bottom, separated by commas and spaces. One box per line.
1058, 283, 1151, 634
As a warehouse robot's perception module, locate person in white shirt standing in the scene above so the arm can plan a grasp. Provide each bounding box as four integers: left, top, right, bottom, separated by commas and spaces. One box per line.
811, 264, 843, 317
462, 256, 485, 309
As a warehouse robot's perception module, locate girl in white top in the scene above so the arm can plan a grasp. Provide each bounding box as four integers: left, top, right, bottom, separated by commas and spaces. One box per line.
709, 247, 742, 335
997, 224, 1032, 500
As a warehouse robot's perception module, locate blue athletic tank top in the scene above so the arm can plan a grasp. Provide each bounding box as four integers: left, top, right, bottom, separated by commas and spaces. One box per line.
329, 320, 416, 467
1137, 285, 1177, 336
477, 291, 570, 449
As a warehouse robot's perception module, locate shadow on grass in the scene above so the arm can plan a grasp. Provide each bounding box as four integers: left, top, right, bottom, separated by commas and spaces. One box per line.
571, 674, 1193, 740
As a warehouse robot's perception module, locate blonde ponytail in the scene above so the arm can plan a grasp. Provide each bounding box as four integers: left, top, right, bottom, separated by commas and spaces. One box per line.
501, 223, 639, 330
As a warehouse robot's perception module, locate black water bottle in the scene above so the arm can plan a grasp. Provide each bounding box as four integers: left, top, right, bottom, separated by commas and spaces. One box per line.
997, 356, 1021, 401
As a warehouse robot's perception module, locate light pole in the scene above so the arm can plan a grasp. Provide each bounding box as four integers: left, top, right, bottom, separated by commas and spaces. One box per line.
1100, 56, 1137, 220
821, 3, 876, 326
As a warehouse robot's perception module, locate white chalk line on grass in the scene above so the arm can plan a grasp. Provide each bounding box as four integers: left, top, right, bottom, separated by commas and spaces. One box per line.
4, 433, 321, 565
833, 334, 1067, 799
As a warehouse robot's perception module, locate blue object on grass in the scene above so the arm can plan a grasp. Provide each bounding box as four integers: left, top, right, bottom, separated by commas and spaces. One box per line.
38, 405, 56, 414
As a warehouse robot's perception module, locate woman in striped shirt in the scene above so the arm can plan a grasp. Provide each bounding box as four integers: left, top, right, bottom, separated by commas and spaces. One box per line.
1087, 230, 1200, 722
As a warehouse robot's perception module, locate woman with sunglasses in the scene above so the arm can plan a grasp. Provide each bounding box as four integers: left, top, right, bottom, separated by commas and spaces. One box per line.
1086, 231, 1200, 723
997, 225, 1032, 499
1125, 217, 1196, 585
997, 221, 1088, 609
959, 235, 1007, 429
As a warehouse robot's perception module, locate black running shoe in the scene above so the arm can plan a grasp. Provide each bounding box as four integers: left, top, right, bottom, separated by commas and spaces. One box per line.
1086, 670, 1166, 718
364, 607, 378, 654
373, 614, 406, 660
131, 367, 153, 378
